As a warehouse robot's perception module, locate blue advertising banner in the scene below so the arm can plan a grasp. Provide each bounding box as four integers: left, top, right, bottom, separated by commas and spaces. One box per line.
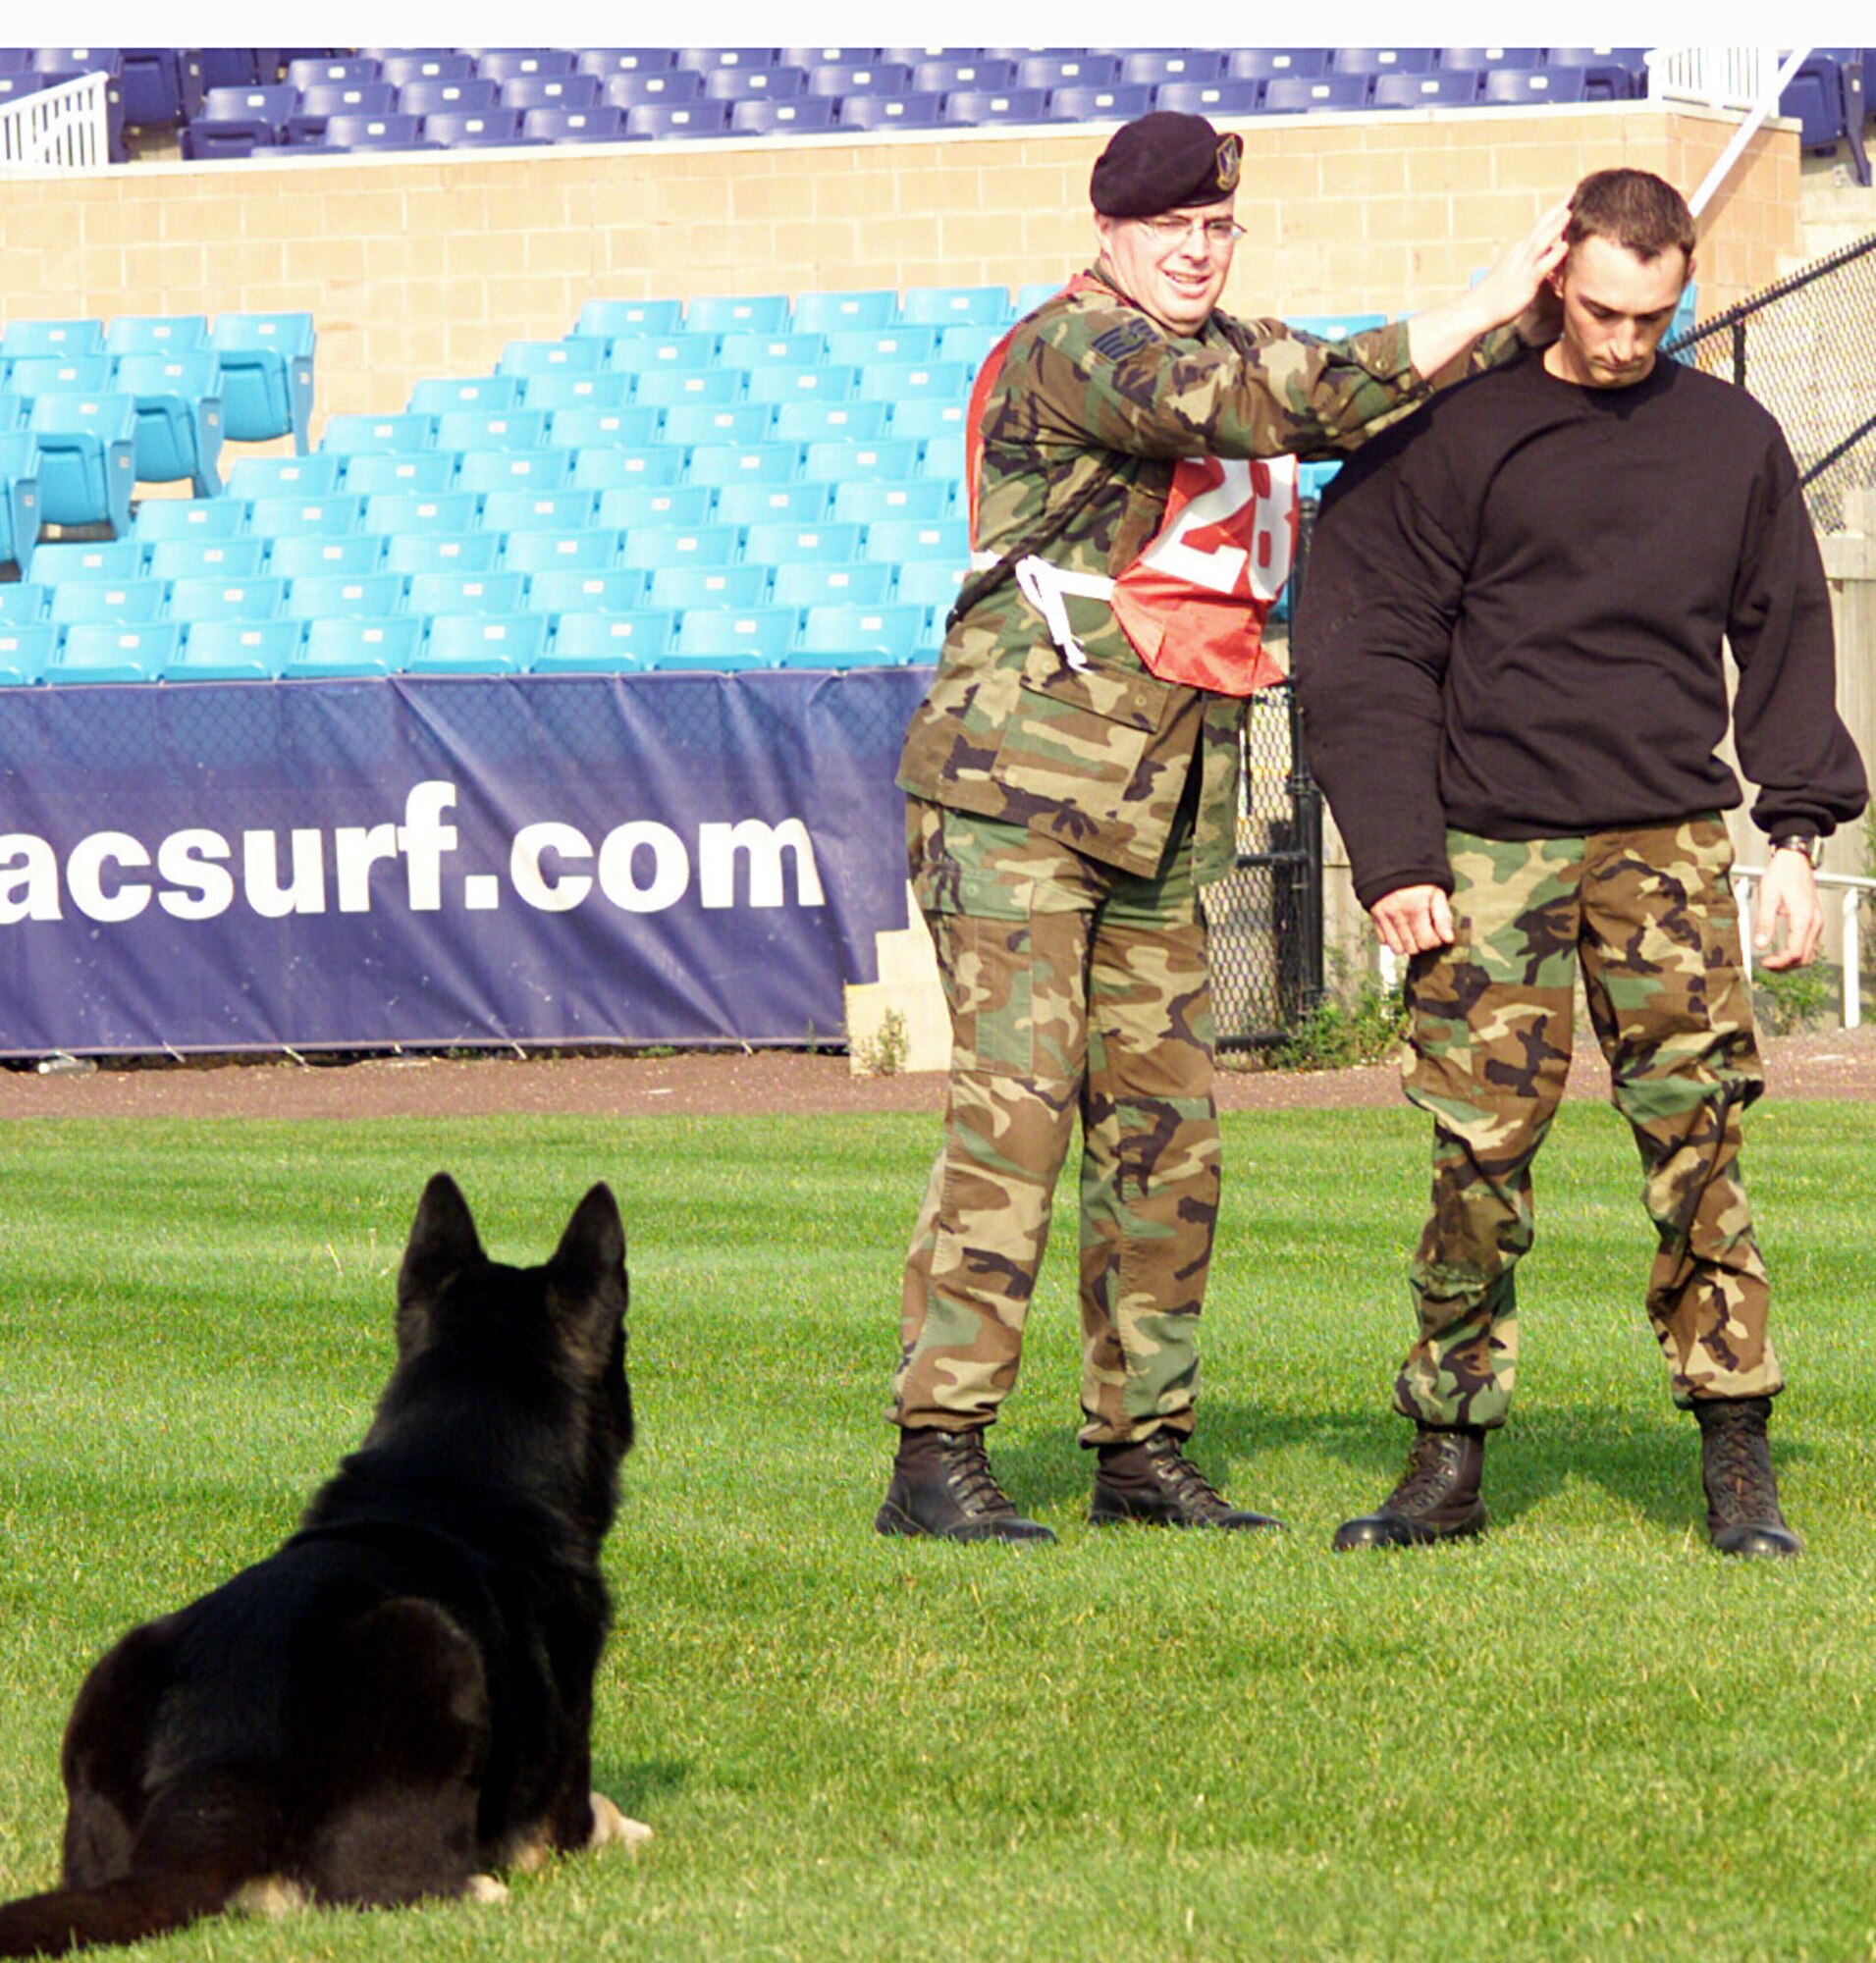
0, 667, 932, 1056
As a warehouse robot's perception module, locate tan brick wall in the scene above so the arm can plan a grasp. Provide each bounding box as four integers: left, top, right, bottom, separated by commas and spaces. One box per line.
0, 104, 1800, 433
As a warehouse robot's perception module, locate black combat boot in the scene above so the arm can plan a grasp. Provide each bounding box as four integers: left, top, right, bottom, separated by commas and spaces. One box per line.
1089, 1432, 1283, 1530
1695, 1396, 1801, 1558
1332, 1423, 1487, 1549
875, 1427, 1056, 1544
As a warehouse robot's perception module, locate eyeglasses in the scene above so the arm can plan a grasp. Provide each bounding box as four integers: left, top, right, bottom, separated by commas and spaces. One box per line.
1136, 215, 1247, 248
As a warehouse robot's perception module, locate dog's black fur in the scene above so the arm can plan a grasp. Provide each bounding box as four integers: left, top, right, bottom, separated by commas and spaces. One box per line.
0, 1173, 643, 1958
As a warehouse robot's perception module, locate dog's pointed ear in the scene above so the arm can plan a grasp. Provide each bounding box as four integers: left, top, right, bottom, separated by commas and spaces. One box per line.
397, 1173, 484, 1353
549, 1183, 627, 1372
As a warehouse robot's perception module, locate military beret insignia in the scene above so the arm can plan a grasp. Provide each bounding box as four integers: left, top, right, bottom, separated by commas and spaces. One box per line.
1090, 110, 1245, 218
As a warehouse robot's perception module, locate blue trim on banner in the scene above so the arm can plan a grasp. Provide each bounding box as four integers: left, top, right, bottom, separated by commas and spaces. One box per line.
0, 667, 933, 1056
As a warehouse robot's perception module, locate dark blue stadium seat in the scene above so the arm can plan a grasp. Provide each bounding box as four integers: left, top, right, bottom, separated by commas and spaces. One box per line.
624, 101, 732, 138
576, 49, 680, 80
1781, 55, 1870, 184
501, 73, 603, 111
1330, 48, 1435, 76
119, 47, 188, 126
942, 87, 1048, 126
0, 73, 45, 109
1543, 48, 1645, 100
1152, 80, 1263, 117
1480, 68, 1588, 107
319, 112, 429, 150
524, 105, 627, 142
288, 56, 382, 89
399, 77, 500, 117
287, 80, 399, 142
782, 48, 882, 69
1119, 51, 1227, 88
702, 66, 807, 102
1438, 47, 1541, 71
379, 52, 476, 88
185, 83, 296, 156
603, 70, 705, 109
1047, 84, 1154, 123
732, 98, 836, 133
1015, 54, 1122, 91
912, 57, 1017, 93
1373, 71, 1481, 109
1264, 75, 1371, 112
423, 109, 528, 147
474, 49, 578, 83
806, 61, 912, 98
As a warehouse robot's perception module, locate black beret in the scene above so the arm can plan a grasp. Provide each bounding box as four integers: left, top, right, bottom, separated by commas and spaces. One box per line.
1090, 111, 1244, 218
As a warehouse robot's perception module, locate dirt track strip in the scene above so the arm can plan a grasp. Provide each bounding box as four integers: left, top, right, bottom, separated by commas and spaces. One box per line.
2, 1029, 1876, 1121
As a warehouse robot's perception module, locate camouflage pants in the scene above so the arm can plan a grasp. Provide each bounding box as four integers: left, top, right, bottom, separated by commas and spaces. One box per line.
890, 792, 1218, 1447
1397, 818, 1780, 1429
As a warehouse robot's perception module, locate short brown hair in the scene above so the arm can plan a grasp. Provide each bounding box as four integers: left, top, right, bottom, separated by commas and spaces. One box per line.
1565, 169, 1695, 263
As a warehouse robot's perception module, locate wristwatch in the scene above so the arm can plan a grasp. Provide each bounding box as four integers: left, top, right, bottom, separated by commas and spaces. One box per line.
1768, 833, 1823, 866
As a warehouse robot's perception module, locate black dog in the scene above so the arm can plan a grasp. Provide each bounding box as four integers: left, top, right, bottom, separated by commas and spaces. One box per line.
0, 1173, 647, 1957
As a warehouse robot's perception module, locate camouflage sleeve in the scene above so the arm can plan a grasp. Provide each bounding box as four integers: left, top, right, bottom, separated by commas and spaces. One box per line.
1019, 303, 1436, 464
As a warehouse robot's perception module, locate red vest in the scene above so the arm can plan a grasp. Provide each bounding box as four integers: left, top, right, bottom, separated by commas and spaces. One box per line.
966, 275, 1298, 699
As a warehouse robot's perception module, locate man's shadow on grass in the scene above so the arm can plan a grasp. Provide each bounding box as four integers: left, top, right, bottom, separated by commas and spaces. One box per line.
991, 1399, 1815, 1536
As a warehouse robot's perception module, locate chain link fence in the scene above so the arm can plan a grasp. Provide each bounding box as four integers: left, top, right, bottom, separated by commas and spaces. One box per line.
1665, 229, 1876, 533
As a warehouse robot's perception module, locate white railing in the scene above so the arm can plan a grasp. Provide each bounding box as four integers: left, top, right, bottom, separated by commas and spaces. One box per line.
0, 71, 110, 169
1733, 866, 1876, 1029
1645, 45, 1813, 217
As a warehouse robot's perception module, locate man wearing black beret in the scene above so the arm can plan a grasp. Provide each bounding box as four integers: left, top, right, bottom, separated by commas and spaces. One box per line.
879, 111, 1569, 1544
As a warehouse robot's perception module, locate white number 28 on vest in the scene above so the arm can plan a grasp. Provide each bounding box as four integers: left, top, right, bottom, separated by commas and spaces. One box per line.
1137, 455, 1299, 605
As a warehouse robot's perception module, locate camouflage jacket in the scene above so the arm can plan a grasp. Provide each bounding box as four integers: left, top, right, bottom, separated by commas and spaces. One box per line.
897, 266, 1518, 886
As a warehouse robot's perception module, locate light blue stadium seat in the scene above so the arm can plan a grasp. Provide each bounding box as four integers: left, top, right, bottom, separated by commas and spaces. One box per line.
537, 610, 666, 672
572, 297, 685, 339
288, 614, 421, 677
433, 408, 550, 453
0, 397, 26, 435
382, 531, 500, 575
32, 539, 142, 583
361, 491, 482, 536
897, 287, 1013, 330
111, 351, 224, 495
863, 517, 968, 564
1, 318, 105, 361
499, 528, 623, 574
606, 334, 720, 376
893, 557, 967, 610
342, 451, 461, 497
51, 621, 179, 683
408, 375, 524, 416
406, 569, 528, 614
772, 404, 893, 451
166, 574, 287, 622
146, 536, 268, 581
791, 290, 897, 335
545, 405, 662, 451
919, 431, 966, 484
718, 332, 830, 372
671, 606, 797, 667
27, 392, 135, 533
416, 611, 546, 673
683, 441, 805, 489
268, 535, 387, 580
569, 446, 685, 491
714, 482, 831, 528
595, 485, 716, 529
823, 326, 939, 367
49, 581, 165, 625
134, 494, 249, 541
0, 622, 57, 683
884, 398, 967, 443
744, 364, 858, 409
937, 324, 1000, 369
661, 403, 774, 449
169, 618, 302, 680
105, 314, 209, 357
323, 411, 437, 455
1286, 311, 1391, 341
633, 369, 743, 411
741, 520, 862, 567
648, 564, 769, 610
226, 453, 342, 499
770, 560, 892, 608
454, 449, 573, 496
857, 359, 969, 405
0, 582, 47, 621
245, 494, 366, 540
790, 601, 930, 666
801, 438, 923, 484
685, 293, 791, 336
521, 567, 649, 616
519, 372, 637, 414
7, 355, 115, 400
480, 488, 598, 534
1012, 280, 1063, 315
210, 313, 315, 453
832, 479, 951, 524
619, 523, 742, 571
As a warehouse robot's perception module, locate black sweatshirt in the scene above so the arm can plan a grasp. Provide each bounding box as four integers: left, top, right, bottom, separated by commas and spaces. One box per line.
1294, 347, 1868, 909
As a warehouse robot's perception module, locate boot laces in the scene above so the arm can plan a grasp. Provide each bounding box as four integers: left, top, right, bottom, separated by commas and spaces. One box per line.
1147, 1436, 1226, 1512
939, 1432, 1017, 1518
1706, 1414, 1781, 1519
1388, 1432, 1466, 1512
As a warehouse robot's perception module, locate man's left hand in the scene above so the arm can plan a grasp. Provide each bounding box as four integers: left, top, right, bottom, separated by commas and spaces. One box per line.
1754, 848, 1825, 970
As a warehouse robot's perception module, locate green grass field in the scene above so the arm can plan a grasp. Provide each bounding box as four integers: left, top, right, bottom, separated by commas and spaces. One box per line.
3, 1099, 1875, 1962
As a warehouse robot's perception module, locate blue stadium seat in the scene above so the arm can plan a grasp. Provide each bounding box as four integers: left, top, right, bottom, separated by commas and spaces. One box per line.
520, 373, 637, 413
210, 313, 315, 453
342, 451, 461, 497
595, 485, 716, 529
32, 539, 142, 583
568, 445, 685, 490
607, 334, 719, 374
288, 56, 382, 89
1544, 48, 1644, 100
316, 113, 430, 152
166, 575, 287, 623
1330, 48, 1436, 76
937, 324, 999, 368
573, 297, 685, 339
119, 49, 189, 129
730, 98, 834, 133
379, 52, 477, 88
226, 452, 340, 499
683, 441, 805, 488
519, 567, 648, 616
1373, 71, 1481, 108
7, 355, 114, 399
647, 564, 769, 610
771, 399, 890, 444
781, 46, 884, 68
678, 46, 784, 72
422, 109, 528, 146
619, 523, 742, 571
0, 432, 40, 578
480, 489, 598, 533
416, 611, 546, 673
523, 106, 626, 142
832, 479, 952, 524
898, 288, 1012, 330
169, 618, 302, 680
660, 403, 774, 448
862, 517, 968, 564
1286, 311, 1390, 340
671, 606, 798, 667
941, 88, 1049, 127
105, 314, 209, 356
0, 622, 55, 684
538, 610, 666, 671
49, 581, 165, 625
475, 49, 577, 83
1152, 80, 1264, 117
185, 83, 296, 157
1117, 50, 1225, 87
1014, 54, 1121, 90
0, 582, 48, 622
624, 101, 731, 137
431, 407, 550, 453
892, 557, 966, 611
1, 318, 105, 361
790, 290, 897, 335
744, 364, 859, 406
823, 326, 938, 366
791, 603, 927, 667
738, 521, 858, 567
603, 70, 707, 110
800, 438, 924, 486
287, 81, 400, 143
770, 559, 892, 608
1779, 54, 1869, 182
630, 369, 742, 411
497, 340, 607, 383
28, 392, 135, 534
111, 352, 223, 495
1045, 84, 1153, 123
1264, 75, 1371, 112
499, 73, 603, 112
406, 569, 528, 614
687, 293, 793, 336
382, 531, 500, 575
701, 66, 808, 103
834, 93, 945, 131
857, 358, 970, 403
134, 493, 250, 538
576, 50, 680, 80
51, 622, 179, 683
920, 430, 965, 484
266, 535, 386, 579
454, 449, 572, 496
500, 528, 624, 573
1439, 46, 1540, 70
1480, 67, 1587, 106
245, 493, 365, 539
409, 375, 524, 415
884, 399, 966, 443
288, 614, 421, 677
546, 406, 663, 451
146, 536, 268, 581
713, 482, 831, 527
805, 61, 912, 97
362, 491, 481, 536
912, 56, 1017, 92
